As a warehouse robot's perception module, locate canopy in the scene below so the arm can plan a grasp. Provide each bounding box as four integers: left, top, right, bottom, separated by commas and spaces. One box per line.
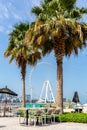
0, 86, 18, 96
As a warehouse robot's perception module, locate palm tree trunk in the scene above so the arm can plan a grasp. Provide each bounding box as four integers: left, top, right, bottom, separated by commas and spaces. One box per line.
56, 57, 63, 114
53, 33, 65, 114
22, 77, 26, 107
21, 65, 26, 107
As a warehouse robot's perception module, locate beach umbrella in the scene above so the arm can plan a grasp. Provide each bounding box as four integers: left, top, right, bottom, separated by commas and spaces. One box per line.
72, 91, 80, 103
0, 86, 18, 96
0, 86, 18, 116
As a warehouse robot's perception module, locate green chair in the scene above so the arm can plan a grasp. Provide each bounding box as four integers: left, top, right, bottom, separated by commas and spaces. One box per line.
51, 109, 60, 123
19, 110, 26, 125
45, 108, 54, 124
29, 109, 44, 126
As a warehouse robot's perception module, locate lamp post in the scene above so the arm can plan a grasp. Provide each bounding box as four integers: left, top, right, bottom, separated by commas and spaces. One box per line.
30, 85, 33, 103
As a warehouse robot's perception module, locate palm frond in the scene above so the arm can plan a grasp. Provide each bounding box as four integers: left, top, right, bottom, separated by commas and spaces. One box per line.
31, 7, 42, 16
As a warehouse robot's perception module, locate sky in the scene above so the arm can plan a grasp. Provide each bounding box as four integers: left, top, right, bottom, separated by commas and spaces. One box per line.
0, 0, 87, 104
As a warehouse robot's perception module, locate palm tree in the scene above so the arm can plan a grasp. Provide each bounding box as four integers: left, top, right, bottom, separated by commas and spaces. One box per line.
4, 23, 41, 107
31, 0, 87, 21
26, 0, 87, 113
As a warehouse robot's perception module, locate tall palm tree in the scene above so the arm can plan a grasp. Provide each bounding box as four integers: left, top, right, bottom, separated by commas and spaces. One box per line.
26, 0, 87, 113
4, 23, 41, 107
31, 0, 87, 21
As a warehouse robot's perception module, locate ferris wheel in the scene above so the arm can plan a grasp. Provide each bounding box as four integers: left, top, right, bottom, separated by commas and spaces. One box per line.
29, 61, 56, 102
38, 80, 55, 103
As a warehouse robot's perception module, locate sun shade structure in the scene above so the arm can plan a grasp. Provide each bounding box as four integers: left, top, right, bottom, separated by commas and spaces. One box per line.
72, 91, 80, 103
0, 86, 18, 96
0, 86, 18, 117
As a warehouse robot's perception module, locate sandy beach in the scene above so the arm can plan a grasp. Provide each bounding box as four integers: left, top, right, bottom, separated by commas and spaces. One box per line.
0, 117, 87, 130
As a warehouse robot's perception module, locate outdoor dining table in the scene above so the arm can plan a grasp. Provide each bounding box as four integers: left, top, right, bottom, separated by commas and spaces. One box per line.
26, 107, 47, 125
18, 107, 53, 126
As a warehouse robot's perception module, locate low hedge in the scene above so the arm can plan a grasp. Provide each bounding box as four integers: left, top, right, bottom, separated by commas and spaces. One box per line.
19, 110, 87, 123
56, 113, 87, 123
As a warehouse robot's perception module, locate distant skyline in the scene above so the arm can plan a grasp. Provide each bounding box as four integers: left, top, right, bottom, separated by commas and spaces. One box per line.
0, 0, 87, 104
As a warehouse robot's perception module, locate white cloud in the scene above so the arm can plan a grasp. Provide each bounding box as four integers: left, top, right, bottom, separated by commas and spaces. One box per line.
0, 1, 23, 21
31, 0, 40, 6
0, 0, 41, 34
11, 11, 22, 20
0, 3, 9, 19
0, 23, 13, 34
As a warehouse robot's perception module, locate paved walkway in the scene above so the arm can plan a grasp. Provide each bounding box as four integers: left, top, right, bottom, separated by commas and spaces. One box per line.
0, 117, 87, 130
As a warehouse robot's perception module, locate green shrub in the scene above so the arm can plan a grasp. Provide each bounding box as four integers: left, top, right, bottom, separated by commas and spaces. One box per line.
57, 113, 87, 123
19, 110, 25, 117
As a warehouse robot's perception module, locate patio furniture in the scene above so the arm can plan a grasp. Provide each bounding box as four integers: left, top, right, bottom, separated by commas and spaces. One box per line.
18, 107, 29, 125
51, 109, 60, 123
43, 108, 54, 124
19, 110, 26, 125
29, 109, 44, 126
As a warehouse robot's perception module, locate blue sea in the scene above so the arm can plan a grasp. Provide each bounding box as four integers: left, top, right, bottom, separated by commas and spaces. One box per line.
17, 103, 46, 108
